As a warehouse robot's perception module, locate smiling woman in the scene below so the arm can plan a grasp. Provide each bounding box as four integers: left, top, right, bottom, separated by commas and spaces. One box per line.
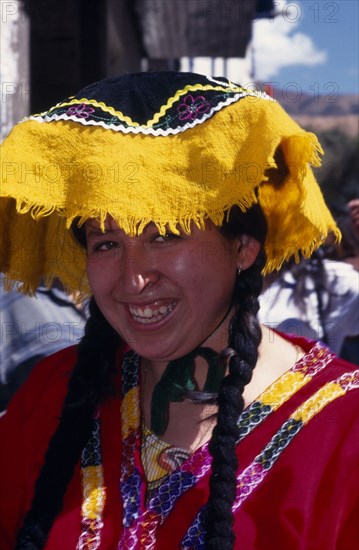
84, 217, 256, 364
0, 72, 358, 550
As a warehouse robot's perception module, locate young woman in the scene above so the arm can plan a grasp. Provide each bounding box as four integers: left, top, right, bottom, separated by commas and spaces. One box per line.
0, 72, 357, 550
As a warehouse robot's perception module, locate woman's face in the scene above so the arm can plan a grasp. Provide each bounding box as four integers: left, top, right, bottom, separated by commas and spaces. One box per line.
85, 218, 258, 363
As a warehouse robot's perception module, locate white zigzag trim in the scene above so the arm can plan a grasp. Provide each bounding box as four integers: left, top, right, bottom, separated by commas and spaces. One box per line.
22, 90, 273, 136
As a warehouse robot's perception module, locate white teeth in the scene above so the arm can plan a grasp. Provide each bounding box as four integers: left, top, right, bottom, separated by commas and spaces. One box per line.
129, 302, 175, 323
143, 307, 152, 318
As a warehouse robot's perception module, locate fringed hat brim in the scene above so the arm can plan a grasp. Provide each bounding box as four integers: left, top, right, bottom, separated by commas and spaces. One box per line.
0, 77, 339, 295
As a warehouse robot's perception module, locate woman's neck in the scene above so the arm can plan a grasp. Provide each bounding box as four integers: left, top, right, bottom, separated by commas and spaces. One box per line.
142, 310, 233, 387
140, 325, 304, 451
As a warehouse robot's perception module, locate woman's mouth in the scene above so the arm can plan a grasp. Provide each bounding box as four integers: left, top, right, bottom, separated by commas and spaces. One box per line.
128, 301, 177, 324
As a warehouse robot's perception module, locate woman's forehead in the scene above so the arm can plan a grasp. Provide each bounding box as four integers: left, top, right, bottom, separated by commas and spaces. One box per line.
85, 216, 121, 232
84, 216, 218, 235
85, 217, 161, 235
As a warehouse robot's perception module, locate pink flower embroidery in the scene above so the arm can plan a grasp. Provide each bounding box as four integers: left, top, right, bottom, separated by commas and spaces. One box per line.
177, 94, 210, 121
66, 103, 95, 119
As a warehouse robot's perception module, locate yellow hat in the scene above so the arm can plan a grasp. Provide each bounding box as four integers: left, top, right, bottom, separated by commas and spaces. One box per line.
0, 72, 339, 295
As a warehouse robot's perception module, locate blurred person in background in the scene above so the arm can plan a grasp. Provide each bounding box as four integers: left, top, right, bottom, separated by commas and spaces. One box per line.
258, 248, 358, 361
0, 277, 87, 410
330, 199, 359, 363
259, 199, 359, 364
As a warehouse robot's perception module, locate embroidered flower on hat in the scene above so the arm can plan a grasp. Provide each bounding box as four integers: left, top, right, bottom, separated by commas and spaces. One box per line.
66, 103, 95, 119
177, 94, 210, 121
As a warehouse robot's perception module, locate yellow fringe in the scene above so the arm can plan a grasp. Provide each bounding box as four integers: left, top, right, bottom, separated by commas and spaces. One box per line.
0, 94, 340, 294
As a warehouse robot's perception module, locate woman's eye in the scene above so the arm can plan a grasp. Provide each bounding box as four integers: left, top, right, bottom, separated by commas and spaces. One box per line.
89, 241, 119, 253
153, 232, 179, 243
100, 241, 118, 250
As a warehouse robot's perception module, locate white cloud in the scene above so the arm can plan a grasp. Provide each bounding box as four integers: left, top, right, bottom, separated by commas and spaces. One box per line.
249, 0, 327, 81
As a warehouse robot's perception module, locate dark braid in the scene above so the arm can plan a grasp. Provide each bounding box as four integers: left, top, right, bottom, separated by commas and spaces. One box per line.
15, 298, 120, 550
205, 248, 266, 549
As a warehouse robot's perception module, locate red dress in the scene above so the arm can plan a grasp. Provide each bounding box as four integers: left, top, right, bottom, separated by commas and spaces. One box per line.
0, 335, 358, 549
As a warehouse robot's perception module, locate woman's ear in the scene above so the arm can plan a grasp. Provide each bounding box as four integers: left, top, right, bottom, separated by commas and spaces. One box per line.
236, 235, 261, 270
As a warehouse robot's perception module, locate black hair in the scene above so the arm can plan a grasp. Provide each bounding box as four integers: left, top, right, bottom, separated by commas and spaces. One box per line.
14, 299, 121, 549
204, 206, 266, 548
15, 205, 267, 549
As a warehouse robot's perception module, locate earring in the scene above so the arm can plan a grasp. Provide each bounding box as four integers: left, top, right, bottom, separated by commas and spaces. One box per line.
237, 266, 242, 276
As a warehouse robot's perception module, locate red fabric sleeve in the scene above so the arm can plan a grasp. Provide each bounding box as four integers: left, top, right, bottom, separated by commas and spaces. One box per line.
0, 346, 77, 550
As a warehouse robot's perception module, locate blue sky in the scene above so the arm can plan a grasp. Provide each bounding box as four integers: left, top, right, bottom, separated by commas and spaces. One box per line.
251, 0, 358, 95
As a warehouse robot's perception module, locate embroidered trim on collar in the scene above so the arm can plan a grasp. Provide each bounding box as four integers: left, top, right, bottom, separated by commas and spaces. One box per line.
77, 342, 359, 549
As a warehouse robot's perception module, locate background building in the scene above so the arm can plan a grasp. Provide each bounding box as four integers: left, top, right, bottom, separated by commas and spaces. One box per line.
1, 0, 274, 139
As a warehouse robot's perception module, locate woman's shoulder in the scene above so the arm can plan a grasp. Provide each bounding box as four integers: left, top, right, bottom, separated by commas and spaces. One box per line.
1, 345, 78, 420
266, 329, 358, 388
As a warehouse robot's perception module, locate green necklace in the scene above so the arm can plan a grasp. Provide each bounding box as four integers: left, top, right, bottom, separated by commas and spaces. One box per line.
150, 347, 225, 436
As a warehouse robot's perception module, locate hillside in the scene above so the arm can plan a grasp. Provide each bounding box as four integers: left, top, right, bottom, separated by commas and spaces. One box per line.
276, 92, 358, 117
267, 89, 359, 136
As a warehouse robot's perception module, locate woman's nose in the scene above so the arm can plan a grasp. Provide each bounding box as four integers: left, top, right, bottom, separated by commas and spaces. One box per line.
121, 245, 159, 294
